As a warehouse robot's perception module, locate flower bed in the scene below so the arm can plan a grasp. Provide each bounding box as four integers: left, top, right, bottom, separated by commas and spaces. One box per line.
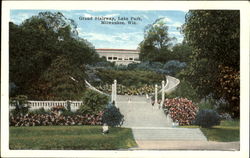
96, 84, 156, 95
9, 112, 103, 126
163, 98, 198, 125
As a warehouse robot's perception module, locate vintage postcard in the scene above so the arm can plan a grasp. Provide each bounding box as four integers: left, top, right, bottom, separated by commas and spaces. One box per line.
1, 1, 249, 158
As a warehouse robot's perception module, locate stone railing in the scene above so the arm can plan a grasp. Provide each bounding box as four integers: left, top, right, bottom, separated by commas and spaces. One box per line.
85, 80, 110, 96
10, 81, 111, 112
164, 75, 180, 94
10, 100, 83, 112
151, 75, 180, 109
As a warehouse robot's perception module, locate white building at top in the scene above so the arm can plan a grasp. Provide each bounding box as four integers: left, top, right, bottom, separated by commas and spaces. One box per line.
96, 48, 140, 65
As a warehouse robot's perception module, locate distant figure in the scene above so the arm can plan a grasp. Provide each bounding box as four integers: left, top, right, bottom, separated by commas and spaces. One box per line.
151, 97, 155, 109
146, 94, 149, 103
102, 123, 109, 134
128, 95, 132, 103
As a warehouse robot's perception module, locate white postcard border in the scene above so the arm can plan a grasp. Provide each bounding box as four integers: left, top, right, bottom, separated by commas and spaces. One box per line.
1, 1, 249, 158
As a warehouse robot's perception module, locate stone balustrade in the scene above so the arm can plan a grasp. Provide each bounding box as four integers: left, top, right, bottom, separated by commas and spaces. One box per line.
10, 100, 83, 112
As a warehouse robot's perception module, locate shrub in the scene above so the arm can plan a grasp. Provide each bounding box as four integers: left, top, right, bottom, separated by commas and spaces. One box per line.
50, 105, 67, 114
163, 60, 187, 76
219, 113, 233, 121
10, 95, 30, 116
95, 69, 165, 86
9, 112, 104, 126
166, 80, 200, 102
79, 89, 109, 114
28, 108, 50, 115
102, 104, 124, 127
163, 98, 198, 125
197, 101, 214, 110
194, 109, 221, 128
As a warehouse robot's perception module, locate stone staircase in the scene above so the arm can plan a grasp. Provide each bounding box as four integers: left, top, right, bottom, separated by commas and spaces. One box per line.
117, 95, 207, 142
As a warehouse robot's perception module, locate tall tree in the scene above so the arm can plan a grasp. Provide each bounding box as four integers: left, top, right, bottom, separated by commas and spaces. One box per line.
171, 42, 192, 63
139, 18, 175, 62
182, 10, 240, 117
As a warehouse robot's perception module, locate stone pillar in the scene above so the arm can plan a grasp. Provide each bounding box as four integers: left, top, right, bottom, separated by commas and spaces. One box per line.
114, 80, 117, 102
161, 80, 165, 109
111, 84, 114, 102
154, 84, 158, 106
114, 80, 117, 107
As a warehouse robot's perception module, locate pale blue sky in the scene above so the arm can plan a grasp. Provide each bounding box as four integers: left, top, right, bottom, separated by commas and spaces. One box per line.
10, 10, 187, 49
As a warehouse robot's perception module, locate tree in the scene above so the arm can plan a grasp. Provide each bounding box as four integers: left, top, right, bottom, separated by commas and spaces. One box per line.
182, 10, 240, 118
171, 42, 192, 63
139, 18, 175, 62
9, 11, 101, 99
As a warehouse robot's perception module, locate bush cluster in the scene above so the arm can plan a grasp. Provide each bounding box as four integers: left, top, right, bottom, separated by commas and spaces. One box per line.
10, 95, 30, 116
219, 112, 233, 121
95, 69, 165, 87
165, 80, 200, 103
9, 112, 103, 127
163, 98, 198, 125
79, 89, 109, 114
102, 104, 124, 127
194, 109, 220, 128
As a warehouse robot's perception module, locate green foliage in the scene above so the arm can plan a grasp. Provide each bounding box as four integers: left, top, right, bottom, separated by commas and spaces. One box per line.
182, 10, 240, 117
10, 126, 137, 149
197, 101, 214, 110
9, 11, 101, 100
216, 65, 240, 118
102, 104, 124, 127
37, 55, 86, 100
139, 18, 175, 62
194, 109, 221, 128
10, 95, 29, 116
28, 108, 50, 115
171, 43, 193, 63
95, 69, 165, 86
163, 60, 187, 76
166, 80, 200, 103
79, 89, 109, 114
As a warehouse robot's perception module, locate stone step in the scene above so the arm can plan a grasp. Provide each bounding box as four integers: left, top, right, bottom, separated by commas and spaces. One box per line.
132, 128, 207, 141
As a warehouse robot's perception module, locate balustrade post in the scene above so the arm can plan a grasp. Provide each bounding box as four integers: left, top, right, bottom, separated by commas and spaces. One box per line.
111, 84, 114, 102
154, 84, 158, 107
114, 80, 117, 107
161, 80, 165, 109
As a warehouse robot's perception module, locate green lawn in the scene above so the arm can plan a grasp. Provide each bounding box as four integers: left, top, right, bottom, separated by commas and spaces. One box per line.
180, 120, 239, 142
10, 126, 137, 150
